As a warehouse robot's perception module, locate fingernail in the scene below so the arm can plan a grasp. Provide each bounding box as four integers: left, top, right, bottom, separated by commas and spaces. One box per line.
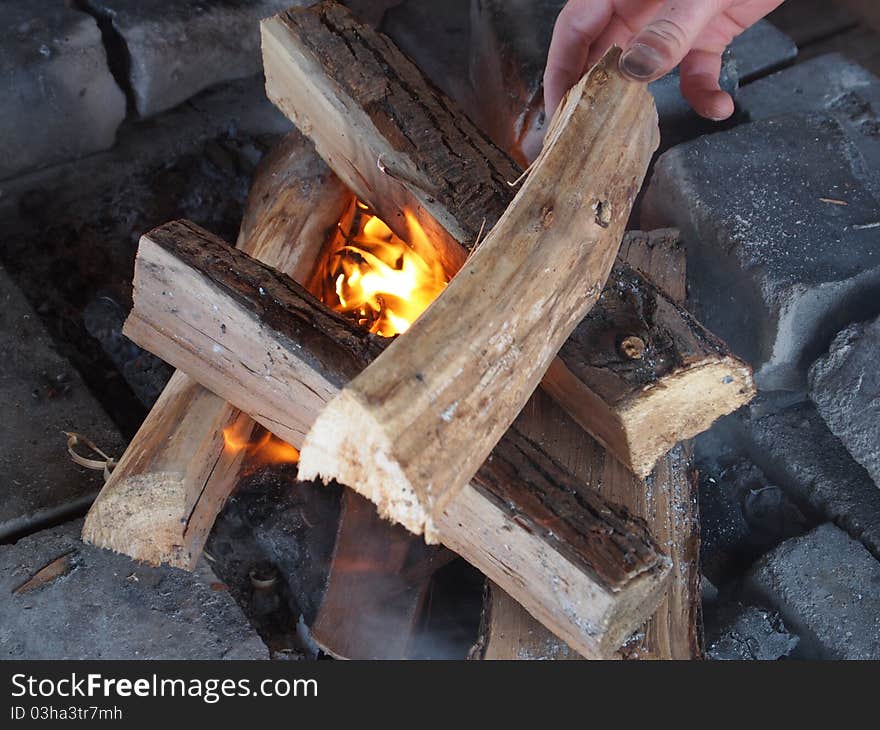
620, 43, 664, 80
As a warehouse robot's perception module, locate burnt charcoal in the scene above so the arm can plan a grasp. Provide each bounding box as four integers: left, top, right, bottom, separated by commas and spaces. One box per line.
207, 464, 342, 656
699, 457, 812, 584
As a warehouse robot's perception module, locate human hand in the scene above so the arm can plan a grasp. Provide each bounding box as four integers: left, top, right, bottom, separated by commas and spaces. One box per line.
544, 0, 786, 121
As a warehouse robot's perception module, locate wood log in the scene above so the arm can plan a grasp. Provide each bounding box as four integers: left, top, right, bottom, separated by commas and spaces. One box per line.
262, 1, 753, 479
82, 370, 255, 568
474, 235, 703, 660
240, 132, 449, 659
262, 0, 517, 279
83, 132, 350, 569
125, 219, 671, 658
310, 490, 453, 659
470, 580, 582, 661
297, 48, 659, 539
545, 231, 754, 478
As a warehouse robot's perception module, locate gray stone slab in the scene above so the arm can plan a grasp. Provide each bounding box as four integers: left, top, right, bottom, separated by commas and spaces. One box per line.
733, 401, 880, 560
86, 0, 303, 118
642, 112, 880, 390
648, 51, 739, 152
0, 75, 292, 225
729, 19, 798, 82
799, 24, 880, 79
706, 603, 799, 660
0, 265, 125, 541
0, 2, 126, 180
745, 523, 880, 660
0, 520, 267, 659
809, 314, 880, 487
738, 53, 880, 169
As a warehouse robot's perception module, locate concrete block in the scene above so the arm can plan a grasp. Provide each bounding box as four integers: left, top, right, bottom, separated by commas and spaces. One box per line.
0, 520, 267, 659
729, 19, 797, 82
738, 53, 880, 169
0, 2, 126, 180
642, 113, 880, 390
706, 603, 799, 660
745, 523, 880, 659
0, 265, 124, 541
809, 315, 880, 487
735, 401, 880, 560
85, 0, 304, 118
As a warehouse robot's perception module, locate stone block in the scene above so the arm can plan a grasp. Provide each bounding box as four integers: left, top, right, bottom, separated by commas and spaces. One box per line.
85, 0, 304, 118
809, 314, 880, 487
0, 265, 124, 541
0, 520, 268, 659
642, 113, 880, 390
729, 19, 797, 82
738, 53, 880, 169
735, 401, 880, 559
745, 523, 880, 659
0, 2, 126, 180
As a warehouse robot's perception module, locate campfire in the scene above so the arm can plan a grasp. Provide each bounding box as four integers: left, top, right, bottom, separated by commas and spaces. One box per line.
222, 424, 300, 466
312, 200, 448, 338
219, 201, 446, 463
83, 1, 756, 660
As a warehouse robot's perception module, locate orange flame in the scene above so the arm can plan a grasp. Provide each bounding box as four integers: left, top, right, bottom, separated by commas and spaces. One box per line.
222, 426, 300, 464
223, 201, 447, 469
317, 201, 448, 337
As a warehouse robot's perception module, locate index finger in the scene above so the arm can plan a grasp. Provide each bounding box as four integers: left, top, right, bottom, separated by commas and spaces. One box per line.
544, 0, 614, 117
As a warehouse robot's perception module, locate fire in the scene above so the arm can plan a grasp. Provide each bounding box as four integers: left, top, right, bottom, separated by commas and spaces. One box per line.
316, 201, 448, 337
222, 425, 300, 464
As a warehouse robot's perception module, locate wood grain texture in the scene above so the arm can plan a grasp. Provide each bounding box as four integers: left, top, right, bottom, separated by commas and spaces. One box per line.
545, 235, 754, 477
310, 489, 449, 659
83, 132, 347, 569
298, 48, 659, 539
263, 1, 749, 479
125, 219, 671, 659
473, 234, 702, 660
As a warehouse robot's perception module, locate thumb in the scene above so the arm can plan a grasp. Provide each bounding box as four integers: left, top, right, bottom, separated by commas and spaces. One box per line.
620, 0, 723, 82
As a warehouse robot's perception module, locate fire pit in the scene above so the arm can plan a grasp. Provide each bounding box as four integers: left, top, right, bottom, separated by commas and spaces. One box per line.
81, 2, 755, 659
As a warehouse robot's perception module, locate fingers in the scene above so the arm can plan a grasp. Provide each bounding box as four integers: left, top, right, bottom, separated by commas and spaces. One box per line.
680, 49, 735, 120
620, 0, 723, 82
544, 0, 613, 116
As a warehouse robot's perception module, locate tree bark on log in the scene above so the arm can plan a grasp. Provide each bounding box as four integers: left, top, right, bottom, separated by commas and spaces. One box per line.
473, 235, 703, 660
125, 219, 671, 658
83, 133, 349, 569
262, 1, 752, 479
545, 232, 753, 478
298, 48, 659, 539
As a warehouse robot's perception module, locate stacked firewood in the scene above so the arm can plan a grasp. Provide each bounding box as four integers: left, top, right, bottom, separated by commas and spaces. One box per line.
83, 2, 754, 659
